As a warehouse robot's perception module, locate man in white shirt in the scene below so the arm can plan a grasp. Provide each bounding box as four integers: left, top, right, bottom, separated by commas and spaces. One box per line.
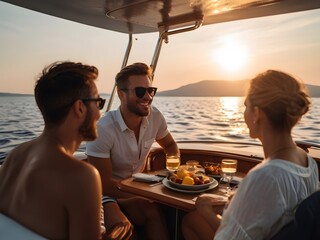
86, 62, 179, 239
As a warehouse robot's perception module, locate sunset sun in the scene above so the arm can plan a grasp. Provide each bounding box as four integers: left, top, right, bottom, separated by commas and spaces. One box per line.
213, 37, 248, 72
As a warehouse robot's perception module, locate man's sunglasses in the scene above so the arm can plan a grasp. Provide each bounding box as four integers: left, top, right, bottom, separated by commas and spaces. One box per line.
81, 97, 106, 110
121, 87, 157, 98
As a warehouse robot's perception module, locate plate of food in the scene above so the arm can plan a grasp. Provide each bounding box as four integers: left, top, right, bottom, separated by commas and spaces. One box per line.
162, 178, 218, 194
166, 168, 218, 191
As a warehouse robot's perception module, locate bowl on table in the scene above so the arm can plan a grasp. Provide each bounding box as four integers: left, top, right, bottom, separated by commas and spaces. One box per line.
203, 162, 222, 182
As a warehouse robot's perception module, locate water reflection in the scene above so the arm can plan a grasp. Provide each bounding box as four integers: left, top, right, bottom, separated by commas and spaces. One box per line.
219, 97, 242, 119
0, 96, 319, 161
217, 97, 248, 141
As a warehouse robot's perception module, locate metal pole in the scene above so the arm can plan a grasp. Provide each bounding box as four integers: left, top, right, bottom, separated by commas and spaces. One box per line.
106, 33, 133, 112
150, 19, 203, 82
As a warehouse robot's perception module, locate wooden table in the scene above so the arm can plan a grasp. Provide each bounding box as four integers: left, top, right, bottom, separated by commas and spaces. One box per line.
118, 171, 244, 240
117, 171, 239, 212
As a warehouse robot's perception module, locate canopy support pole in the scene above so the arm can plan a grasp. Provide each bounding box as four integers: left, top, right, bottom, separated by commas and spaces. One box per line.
150, 19, 203, 81
106, 33, 133, 112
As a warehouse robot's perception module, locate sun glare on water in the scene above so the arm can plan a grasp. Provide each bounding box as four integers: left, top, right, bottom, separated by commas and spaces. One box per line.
213, 36, 248, 72
219, 97, 242, 118
218, 97, 248, 138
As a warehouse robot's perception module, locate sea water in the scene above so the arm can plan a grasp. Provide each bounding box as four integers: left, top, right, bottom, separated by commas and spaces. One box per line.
1, 95, 319, 162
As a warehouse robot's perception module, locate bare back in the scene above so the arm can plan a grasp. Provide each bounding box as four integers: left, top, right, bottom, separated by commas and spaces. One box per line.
0, 137, 102, 240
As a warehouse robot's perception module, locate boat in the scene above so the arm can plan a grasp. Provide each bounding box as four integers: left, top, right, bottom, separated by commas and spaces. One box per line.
3, 0, 319, 173
1, 0, 320, 238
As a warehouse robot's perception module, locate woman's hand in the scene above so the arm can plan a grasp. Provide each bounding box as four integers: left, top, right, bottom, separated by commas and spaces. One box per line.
196, 196, 226, 218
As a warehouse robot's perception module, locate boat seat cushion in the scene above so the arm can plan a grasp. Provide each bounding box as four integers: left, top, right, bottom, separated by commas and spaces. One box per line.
271, 191, 320, 240
0, 213, 47, 239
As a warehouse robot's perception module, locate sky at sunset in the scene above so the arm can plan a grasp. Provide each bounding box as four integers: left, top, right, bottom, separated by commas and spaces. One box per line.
1, 1, 320, 94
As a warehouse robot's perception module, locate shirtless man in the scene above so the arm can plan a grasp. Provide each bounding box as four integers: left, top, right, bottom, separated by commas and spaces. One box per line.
0, 61, 104, 240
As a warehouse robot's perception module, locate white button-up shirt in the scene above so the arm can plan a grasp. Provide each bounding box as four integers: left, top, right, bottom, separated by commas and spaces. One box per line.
86, 106, 169, 179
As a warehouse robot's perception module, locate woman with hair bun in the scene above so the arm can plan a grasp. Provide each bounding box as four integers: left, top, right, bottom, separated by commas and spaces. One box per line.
182, 70, 319, 240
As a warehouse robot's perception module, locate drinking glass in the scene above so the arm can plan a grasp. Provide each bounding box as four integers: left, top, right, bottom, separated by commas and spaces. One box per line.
166, 153, 181, 172
186, 160, 201, 173
221, 159, 237, 196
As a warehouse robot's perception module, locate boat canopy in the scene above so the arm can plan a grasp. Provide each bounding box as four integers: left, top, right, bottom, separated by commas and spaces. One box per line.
3, 0, 320, 34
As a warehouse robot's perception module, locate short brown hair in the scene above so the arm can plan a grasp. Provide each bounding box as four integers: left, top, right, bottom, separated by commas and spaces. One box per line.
115, 62, 152, 89
34, 61, 98, 125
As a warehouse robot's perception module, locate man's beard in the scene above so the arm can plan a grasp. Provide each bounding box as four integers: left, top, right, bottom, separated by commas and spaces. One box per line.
79, 109, 98, 141
127, 101, 150, 117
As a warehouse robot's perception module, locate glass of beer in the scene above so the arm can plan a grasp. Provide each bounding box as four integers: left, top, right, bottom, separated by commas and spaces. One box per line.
221, 159, 237, 195
166, 153, 180, 172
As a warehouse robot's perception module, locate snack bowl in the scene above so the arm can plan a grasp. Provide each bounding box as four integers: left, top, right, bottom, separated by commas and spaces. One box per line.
203, 162, 222, 182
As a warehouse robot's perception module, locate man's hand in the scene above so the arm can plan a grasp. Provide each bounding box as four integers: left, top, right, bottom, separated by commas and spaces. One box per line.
102, 202, 133, 240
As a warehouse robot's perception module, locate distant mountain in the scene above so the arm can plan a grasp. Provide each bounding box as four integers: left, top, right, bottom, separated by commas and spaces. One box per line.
1, 80, 320, 97
307, 84, 320, 97
158, 80, 248, 97
158, 80, 320, 97
0, 92, 32, 97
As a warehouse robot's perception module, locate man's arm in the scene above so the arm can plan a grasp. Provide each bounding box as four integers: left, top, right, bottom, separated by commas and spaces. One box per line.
67, 164, 102, 240
87, 155, 134, 199
156, 132, 179, 155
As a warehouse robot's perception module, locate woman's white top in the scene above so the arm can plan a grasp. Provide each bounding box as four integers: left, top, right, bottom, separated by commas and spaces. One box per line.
214, 156, 319, 240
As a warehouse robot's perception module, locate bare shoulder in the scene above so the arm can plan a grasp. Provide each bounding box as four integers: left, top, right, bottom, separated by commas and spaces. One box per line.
50, 155, 102, 204
4, 140, 33, 160
32, 151, 102, 192
0, 141, 35, 172
63, 156, 101, 182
